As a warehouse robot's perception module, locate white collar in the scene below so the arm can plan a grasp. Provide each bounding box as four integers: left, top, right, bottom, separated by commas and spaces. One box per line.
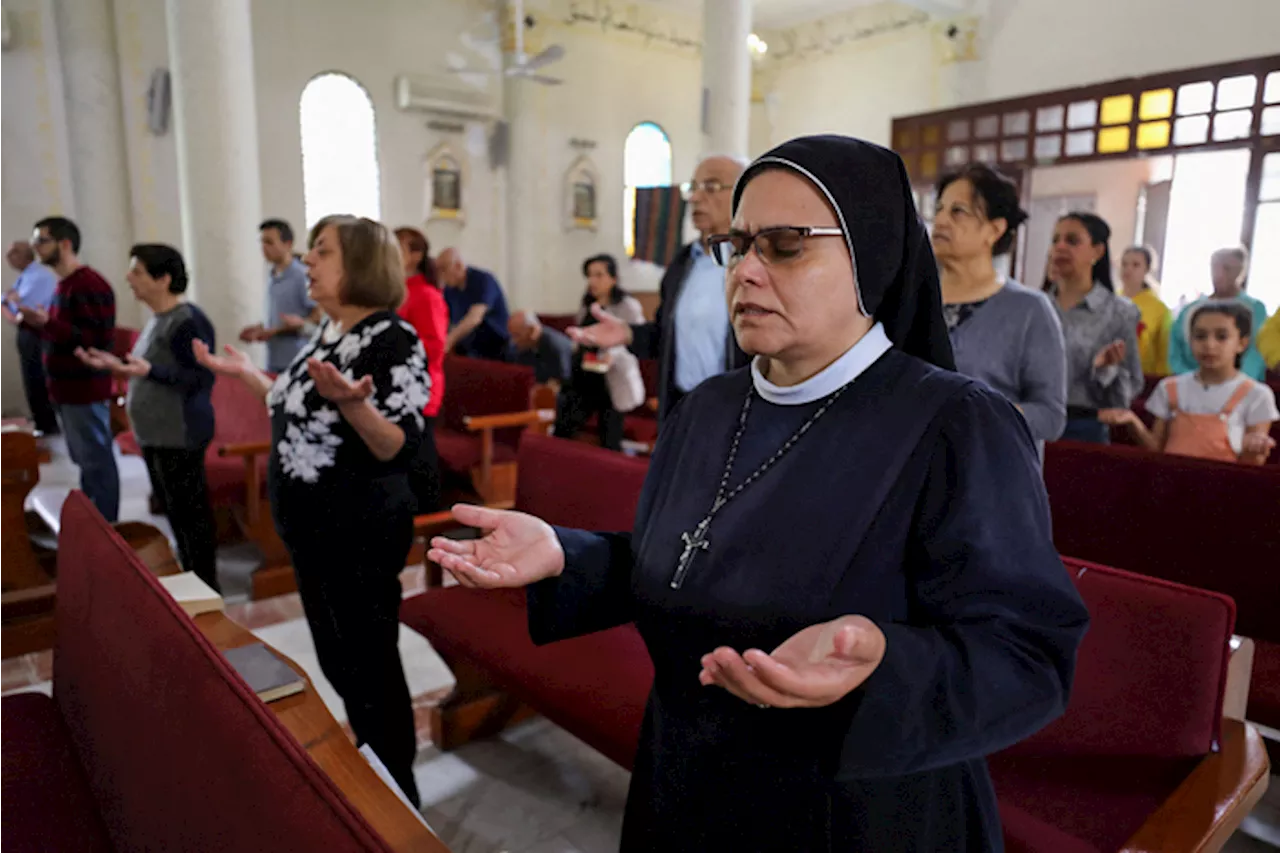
751, 323, 892, 406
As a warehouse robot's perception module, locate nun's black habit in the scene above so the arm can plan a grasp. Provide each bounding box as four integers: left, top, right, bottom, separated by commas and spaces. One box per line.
527, 136, 1089, 851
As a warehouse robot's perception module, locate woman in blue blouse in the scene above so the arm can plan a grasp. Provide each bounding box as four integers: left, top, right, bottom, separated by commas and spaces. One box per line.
1043, 212, 1142, 443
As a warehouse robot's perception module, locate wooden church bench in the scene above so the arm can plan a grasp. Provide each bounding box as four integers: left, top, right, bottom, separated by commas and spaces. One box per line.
117, 374, 290, 599
0, 491, 448, 853
435, 355, 553, 506
402, 434, 651, 755
1043, 440, 1280, 731
107, 327, 139, 436
990, 557, 1269, 852
3, 427, 63, 657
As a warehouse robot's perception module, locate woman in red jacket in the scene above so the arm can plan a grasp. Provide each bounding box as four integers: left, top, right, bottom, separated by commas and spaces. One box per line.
395, 227, 447, 512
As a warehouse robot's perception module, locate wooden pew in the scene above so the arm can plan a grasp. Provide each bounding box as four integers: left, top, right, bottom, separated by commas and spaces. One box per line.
3, 429, 58, 657
407, 434, 650, 751
1043, 440, 1280, 731
153, 520, 450, 849
216, 438, 295, 599
114, 374, 289, 599
436, 355, 555, 506
2, 491, 449, 852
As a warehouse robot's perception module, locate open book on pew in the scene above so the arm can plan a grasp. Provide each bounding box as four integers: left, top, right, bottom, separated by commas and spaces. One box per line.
222, 642, 305, 703
157, 571, 224, 618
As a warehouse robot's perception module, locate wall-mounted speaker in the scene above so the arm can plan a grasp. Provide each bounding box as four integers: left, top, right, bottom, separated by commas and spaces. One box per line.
146, 68, 171, 135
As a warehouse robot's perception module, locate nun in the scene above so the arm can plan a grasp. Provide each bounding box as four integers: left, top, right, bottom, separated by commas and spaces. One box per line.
428, 135, 1089, 851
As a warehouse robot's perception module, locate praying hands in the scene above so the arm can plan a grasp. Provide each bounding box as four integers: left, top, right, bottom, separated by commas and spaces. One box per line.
428, 504, 888, 709
75, 346, 151, 377
427, 504, 565, 587
700, 615, 886, 709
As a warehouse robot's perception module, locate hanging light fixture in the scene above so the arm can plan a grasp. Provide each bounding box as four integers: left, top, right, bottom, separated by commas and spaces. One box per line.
747, 32, 768, 57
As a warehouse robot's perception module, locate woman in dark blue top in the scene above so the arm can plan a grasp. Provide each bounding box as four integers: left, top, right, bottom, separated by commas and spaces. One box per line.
77, 244, 218, 590
428, 136, 1089, 851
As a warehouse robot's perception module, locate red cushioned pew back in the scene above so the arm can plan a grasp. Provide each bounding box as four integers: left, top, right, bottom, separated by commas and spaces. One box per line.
1043, 440, 1279, 643
53, 493, 397, 853
440, 355, 536, 444
209, 373, 273, 448
1012, 558, 1233, 758
515, 433, 650, 529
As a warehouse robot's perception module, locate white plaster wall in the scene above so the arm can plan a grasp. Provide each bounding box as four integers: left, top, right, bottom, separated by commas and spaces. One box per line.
762, 0, 1280, 147
1, 0, 77, 417
502, 13, 703, 313
113, 0, 183, 250
1030, 159, 1155, 252
761, 20, 937, 146
976, 0, 1280, 103
250, 0, 505, 267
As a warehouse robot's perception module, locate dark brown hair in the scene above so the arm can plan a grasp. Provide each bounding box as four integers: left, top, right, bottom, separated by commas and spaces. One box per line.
309, 215, 405, 310
935, 164, 1027, 256
394, 226, 438, 286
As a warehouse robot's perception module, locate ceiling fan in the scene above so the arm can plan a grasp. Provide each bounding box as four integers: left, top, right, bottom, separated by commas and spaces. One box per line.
447, 0, 566, 86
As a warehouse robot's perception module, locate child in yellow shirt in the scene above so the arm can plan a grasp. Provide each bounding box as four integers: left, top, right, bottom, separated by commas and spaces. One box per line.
1258, 307, 1280, 372
1119, 246, 1173, 376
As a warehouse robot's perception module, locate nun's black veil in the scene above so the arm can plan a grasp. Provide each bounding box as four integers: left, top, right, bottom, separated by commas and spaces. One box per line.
731, 134, 955, 371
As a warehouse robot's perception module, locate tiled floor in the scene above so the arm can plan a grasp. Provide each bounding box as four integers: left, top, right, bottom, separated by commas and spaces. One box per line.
6, 437, 1278, 852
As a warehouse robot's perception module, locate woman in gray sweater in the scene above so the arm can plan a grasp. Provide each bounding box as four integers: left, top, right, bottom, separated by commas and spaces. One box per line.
932, 164, 1066, 449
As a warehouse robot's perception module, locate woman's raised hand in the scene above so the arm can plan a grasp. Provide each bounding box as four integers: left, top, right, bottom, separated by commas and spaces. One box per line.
1097, 407, 1137, 427
567, 303, 631, 349
193, 340, 255, 377
306, 358, 373, 404
427, 504, 565, 589
700, 615, 887, 709
1093, 339, 1126, 369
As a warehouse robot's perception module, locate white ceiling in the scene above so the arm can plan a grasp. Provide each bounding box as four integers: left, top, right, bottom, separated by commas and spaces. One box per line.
636, 0, 886, 31
752, 0, 884, 29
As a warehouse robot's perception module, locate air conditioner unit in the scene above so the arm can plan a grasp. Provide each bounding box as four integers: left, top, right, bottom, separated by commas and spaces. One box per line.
394, 74, 498, 121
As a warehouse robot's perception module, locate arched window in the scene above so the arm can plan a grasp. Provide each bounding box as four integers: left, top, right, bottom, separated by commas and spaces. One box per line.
299, 73, 381, 228
623, 122, 673, 257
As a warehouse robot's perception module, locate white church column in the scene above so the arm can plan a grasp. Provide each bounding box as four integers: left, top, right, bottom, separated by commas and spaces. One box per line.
700, 0, 753, 159
164, 0, 264, 340
52, 0, 136, 323
502, 76, 546, 313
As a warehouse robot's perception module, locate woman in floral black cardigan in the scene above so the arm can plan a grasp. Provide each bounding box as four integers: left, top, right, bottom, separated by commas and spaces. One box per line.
196, 215, 430, 806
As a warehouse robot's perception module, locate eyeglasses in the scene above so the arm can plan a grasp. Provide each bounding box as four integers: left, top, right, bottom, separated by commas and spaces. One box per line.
706, 226, 845, 267
680, 179, 732, 200
30, 236, 54, 246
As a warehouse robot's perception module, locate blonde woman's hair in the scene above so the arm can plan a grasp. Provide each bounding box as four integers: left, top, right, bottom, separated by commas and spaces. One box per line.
308, 215, 405, 310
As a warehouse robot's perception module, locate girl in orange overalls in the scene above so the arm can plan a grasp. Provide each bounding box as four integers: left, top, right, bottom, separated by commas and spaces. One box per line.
1100, 301, 1278, 464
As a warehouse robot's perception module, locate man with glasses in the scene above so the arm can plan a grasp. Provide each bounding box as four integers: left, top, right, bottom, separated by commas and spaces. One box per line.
570, 154, 748, 421
6, 217, 120, 521
3, 240, 60, 434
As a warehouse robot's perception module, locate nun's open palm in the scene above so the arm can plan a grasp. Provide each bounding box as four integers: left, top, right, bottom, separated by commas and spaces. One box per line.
700, 615, 886, 709
427, 504, 565, 588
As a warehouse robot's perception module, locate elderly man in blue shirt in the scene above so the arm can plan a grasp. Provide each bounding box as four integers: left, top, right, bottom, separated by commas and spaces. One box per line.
569, 154, 749, 421
4, 240, 60, 433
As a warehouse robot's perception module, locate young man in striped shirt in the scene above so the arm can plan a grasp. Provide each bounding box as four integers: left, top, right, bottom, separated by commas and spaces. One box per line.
19, 217, 120, 521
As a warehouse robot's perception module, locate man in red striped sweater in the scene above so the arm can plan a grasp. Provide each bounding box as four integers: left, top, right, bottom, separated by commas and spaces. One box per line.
18, 217, 120, 521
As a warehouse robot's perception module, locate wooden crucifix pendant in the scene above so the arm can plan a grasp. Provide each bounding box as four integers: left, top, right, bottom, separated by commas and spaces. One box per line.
670, 522, 711, 590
